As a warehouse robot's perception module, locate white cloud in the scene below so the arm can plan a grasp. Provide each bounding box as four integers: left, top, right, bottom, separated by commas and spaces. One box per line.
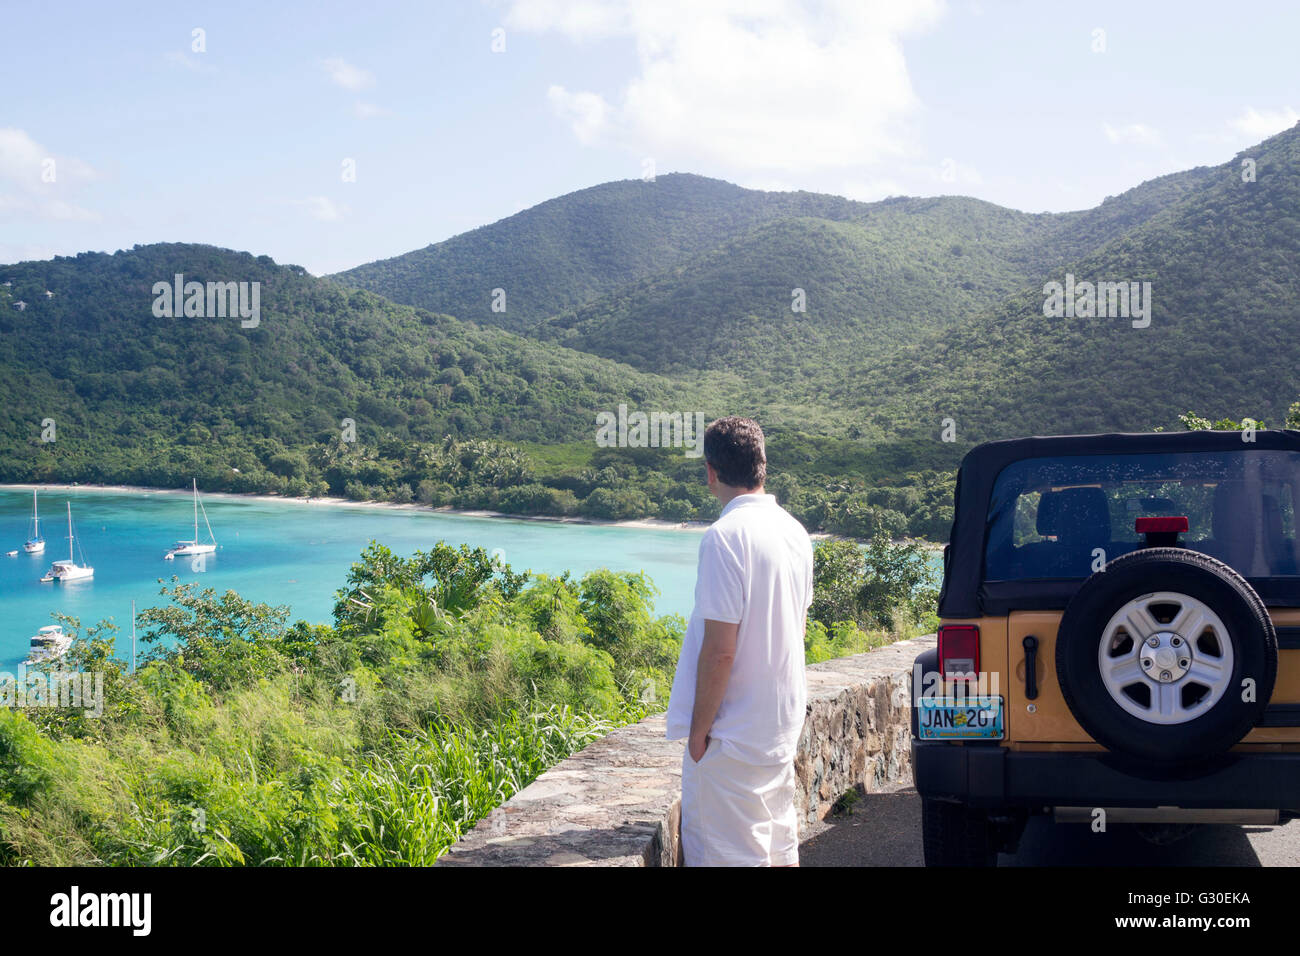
509, 0, 944, 174
0, 193, 98, 224
505, 0, 632, 40
321, 57, 376, 91
321, 60, 388, 117
0, 128, 97, 187
290, 196, 346, 221
0, 128, 100, 223
42, 198, 100, 222
353, 101, 392, 119
1102, 123, 1163, 147
1230, 106, 1299, 140
546, 85, 609, 145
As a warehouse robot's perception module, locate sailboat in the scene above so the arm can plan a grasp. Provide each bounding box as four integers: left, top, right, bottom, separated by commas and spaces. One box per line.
164, 479, 218, 559
23, 489, 44, 553
40, 502, 93, 582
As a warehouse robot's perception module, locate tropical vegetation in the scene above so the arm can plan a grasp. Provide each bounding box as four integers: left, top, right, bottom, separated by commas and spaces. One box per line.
0, 537, 936, 865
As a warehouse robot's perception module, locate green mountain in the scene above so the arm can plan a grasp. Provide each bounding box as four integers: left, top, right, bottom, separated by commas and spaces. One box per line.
532, 170, 1228, 385
845, 125, 1300, 440
538, 198, 1052, 380
332, 173, 875, 333
0, 243, 696, 493
332, 167, 1221, 404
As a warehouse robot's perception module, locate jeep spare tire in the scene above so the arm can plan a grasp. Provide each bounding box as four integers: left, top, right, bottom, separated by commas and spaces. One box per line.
1055, 547, 1277, 768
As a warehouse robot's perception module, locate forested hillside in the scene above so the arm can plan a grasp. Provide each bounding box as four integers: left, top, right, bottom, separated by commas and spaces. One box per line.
0, 243, 957, 539
330, 157, 1257, 429
333, 173, 876, 333
0, 244, 691, 489
331, 166, 1220, 392
538, 199, 1055, 380
846, 125, 1300, 440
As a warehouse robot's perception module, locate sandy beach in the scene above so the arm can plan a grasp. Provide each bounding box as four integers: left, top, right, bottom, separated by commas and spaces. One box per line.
0, 482, 715, 534
0, 483, 939, 545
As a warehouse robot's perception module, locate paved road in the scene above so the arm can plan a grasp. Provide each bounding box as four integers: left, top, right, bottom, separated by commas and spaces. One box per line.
799, 786, 1300, 866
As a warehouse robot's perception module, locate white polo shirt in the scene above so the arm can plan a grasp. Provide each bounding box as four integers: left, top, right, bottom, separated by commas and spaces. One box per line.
665, 492, 814, 766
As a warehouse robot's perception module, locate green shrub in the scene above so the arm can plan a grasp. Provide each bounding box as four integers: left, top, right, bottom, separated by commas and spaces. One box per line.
811, 534, 939, 634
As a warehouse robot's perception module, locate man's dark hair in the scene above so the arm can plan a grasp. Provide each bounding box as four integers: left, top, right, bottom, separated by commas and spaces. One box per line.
704, 417, 767, 489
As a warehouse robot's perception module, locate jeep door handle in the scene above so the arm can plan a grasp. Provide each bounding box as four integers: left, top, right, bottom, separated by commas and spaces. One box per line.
1023, 635, 1039, 700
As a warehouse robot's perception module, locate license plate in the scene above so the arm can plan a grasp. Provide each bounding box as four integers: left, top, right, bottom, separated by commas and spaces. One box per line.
918, 696, 1004, 740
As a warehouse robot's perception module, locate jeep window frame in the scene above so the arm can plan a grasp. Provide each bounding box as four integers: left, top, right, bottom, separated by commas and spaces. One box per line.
937, 429, 1300, 618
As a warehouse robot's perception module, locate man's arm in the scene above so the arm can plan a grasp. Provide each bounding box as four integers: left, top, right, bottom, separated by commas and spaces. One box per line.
688, 618, 739, 761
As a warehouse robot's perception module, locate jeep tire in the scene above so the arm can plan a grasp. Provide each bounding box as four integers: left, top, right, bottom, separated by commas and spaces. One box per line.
1056, 547, 1277, 768
921, 798, 998, 866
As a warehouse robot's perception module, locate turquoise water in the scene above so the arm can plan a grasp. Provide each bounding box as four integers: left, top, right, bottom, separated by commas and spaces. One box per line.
0, 488, 705, 668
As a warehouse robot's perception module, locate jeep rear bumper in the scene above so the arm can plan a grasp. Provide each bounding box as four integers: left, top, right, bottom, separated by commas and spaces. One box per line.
912, 739, 1300, 813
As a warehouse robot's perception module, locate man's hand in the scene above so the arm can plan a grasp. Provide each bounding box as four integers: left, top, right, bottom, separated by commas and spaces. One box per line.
689, 731, 711, 763
688, 618, 739, 763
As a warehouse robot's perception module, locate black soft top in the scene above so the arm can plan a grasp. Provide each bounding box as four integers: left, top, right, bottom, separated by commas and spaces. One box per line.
937, 429, 1300, 617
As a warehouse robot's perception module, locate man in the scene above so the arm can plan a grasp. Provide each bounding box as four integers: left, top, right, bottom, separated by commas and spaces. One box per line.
666, 416, 814, 866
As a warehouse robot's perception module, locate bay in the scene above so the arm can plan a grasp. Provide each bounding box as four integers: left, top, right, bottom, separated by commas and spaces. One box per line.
0, 487, 706, 668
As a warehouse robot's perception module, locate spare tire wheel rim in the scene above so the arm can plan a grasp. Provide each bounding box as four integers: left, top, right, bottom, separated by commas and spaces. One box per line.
1097, 591, 1234, 725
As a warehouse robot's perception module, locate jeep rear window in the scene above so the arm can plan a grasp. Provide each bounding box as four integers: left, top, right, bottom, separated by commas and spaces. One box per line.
984, 450, 1300, 580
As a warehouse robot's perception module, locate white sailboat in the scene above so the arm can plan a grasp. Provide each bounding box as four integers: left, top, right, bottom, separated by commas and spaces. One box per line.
23, 489, 44, 553
40, 502, 93, 582
165, 479, 217, 559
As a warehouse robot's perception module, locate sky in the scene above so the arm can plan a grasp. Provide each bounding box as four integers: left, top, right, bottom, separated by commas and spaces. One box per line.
3, 0, 1298, 275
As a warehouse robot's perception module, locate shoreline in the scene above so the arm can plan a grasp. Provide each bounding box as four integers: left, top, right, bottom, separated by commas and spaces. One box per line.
0, 483, 939, 547
0, 482, 715, 535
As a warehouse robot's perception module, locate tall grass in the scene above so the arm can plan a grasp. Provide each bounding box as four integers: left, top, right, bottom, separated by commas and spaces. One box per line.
0, 696, 623, 866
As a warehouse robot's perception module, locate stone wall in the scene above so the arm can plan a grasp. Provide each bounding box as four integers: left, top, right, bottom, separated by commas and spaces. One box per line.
435, 634, 935, 867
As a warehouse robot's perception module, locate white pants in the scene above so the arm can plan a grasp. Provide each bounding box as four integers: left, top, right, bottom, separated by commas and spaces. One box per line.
680, 737, 799, 866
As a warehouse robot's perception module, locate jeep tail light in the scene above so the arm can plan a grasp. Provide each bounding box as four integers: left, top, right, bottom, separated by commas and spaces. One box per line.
938, 624, 980, 682
1136, 515, 1188, 548
1135, 516, 1189, 534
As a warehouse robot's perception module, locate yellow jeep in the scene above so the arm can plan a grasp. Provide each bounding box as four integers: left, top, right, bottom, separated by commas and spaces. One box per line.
911, 430, 1300, 865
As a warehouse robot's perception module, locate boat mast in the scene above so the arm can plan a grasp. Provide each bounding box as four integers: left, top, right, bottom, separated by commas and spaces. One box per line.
32, 489, 39, 538
66, 502, 73, 561
191, 479, 216, 546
